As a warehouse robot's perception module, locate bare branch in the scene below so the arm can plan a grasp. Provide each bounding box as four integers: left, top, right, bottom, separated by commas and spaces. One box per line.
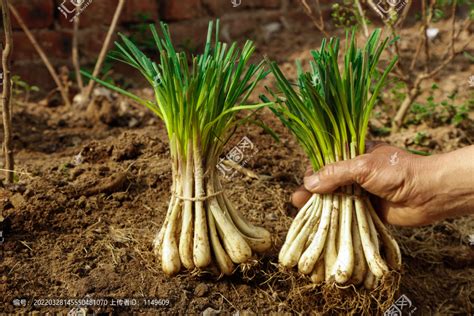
314, 0, 324, 30
395, 0, 412, 27
72, 3, 84, 91
1, 0, 14, 183
449, 0, 457, 57
83, 0, 125, 102
409, 25, 426, 70
388, 23, 409, 82
422, 40, 469, 80
455, 17, 470, 38
423, 1, 430, 68
355, 0, 369, 38
300, 0, 330, 37
9, 3, 71, 107
423, 0, 436, 72
422, 0, 466, 79
366, 0, 385, 20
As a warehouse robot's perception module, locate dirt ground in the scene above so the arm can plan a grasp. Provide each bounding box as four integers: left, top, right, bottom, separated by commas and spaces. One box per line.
1, 15, 473, 315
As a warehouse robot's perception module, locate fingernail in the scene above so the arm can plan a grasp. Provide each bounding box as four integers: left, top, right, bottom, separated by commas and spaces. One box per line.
304, 174, 320, 190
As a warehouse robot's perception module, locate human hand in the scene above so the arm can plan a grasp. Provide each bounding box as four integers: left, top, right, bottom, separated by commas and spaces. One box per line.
292, 143, 474, 226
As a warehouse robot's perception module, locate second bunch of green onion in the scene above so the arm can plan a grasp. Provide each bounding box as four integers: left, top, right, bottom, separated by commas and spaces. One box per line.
264, 29, 402, 289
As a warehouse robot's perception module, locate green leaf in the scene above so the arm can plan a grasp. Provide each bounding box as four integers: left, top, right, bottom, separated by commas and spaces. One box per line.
265, 28, 396, 168
82, 20, 268, 161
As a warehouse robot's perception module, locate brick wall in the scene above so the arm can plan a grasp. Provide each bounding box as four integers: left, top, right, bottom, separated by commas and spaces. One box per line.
6, 0, 422, 90
8, 0, 301, 90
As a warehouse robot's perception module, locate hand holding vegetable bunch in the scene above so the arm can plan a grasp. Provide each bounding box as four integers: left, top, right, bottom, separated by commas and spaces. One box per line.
294, 143, 474, 226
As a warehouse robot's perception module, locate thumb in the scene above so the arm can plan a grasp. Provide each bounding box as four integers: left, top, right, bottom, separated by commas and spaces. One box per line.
304, 157, 369, 194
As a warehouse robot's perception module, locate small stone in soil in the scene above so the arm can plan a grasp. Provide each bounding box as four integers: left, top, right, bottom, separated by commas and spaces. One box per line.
265, 213, 278, 221
10, 193, 26, 209
194, 283, 209, 297
202, 307, 220, 316
71, 168, 85, 179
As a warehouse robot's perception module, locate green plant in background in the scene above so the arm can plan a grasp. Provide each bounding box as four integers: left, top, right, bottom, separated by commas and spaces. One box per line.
464, 51, 474, 63
11, 75, 39, 104
331, 1, 368, 32
434, 0, 474, 21
80, 58, 118, 88
388, 78, 407, 104
413, 131, 429, 146
409, 84, 471, 126
129, 13, 156, 52
264, 29, 402, 296
82, 21, 272, 276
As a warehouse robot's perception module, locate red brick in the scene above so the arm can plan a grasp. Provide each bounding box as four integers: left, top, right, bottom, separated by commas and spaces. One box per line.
12, 62, 58, 91
56, 0, 116, 28
247, 0, 281, 9
78, 27, 118, 58
122, 0, 159, 23
10, 0, 54, 30
168, 20, 209, 49
202, 0, 281, 15
201, 0, 226, 15
161, 0, 203, 21
220, 15, 261, 39
12, 30, 72, 62
231, 0, 282, 9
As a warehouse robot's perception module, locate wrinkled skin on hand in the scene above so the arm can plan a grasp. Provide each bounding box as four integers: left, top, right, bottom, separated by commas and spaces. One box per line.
292, 143, 474, 227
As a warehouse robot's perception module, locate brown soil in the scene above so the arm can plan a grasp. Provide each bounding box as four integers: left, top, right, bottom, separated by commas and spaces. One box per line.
1, 14, 473, 316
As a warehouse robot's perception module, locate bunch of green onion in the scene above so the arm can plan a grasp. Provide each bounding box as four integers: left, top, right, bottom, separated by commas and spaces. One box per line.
264, 30, 402, 288
84, 21, 272, 275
